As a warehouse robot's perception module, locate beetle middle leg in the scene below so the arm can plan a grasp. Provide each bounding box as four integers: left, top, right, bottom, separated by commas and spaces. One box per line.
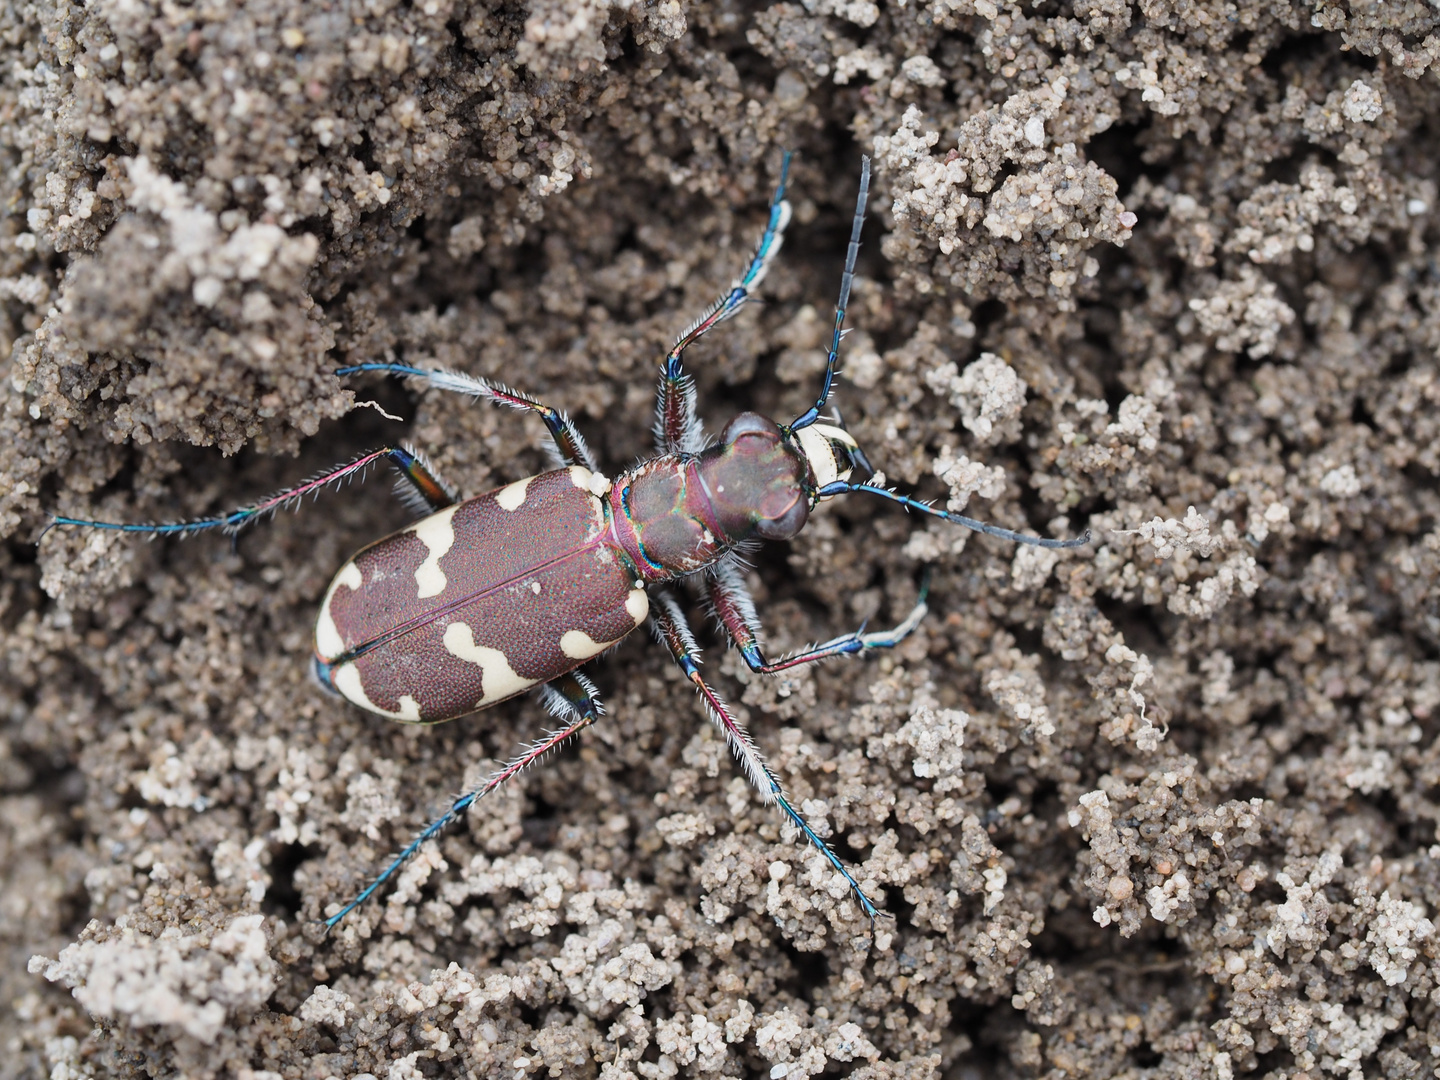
654, 155, 794, 456
337, 363, 599, 471
650, 589, 884, 926
47, 445, 455, 539
707, 560, 929, 676
323, 671, 604, 930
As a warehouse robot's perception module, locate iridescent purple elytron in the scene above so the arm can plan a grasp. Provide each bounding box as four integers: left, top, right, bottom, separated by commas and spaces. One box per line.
51, 156, 1089, 932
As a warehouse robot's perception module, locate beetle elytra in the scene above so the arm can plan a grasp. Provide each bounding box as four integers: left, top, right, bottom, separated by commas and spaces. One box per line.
50, 155, 1088, 932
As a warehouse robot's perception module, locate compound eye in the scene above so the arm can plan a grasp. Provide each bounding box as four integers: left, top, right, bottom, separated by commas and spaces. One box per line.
754, 493, 808, 540
720, 412, 781, 446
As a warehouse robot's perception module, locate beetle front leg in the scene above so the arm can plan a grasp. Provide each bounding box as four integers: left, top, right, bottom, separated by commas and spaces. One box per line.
654, 155, 793, 455
47, 445, 454, 539
322, 672, 603, 930
338, 363, 599, 471
708, 561, 929, 676
650, 590, 884, 927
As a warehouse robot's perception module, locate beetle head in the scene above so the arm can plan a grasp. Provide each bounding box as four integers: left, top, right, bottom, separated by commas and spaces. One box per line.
791, 418, 872, 498
703, 412, 811, 541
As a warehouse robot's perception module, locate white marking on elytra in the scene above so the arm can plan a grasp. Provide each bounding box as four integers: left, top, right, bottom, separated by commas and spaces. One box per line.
626, 589, 649, 626
443, 621, 537, 704
530, 580, 542, 595
333, 663, 422, 722
560, 628, 611, 660
411, 505, 458, 599
569, 465, 612, 498
314, 561, 363, 659
496, 476, 532, 511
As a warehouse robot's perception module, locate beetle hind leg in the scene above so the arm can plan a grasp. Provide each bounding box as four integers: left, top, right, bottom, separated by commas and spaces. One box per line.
538, 671, 605, 720
322, 672, 603, 931
650, 590, 884, 928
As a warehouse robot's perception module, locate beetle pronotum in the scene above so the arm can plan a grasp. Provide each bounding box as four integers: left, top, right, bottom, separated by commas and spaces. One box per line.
51, 155, 1088, 932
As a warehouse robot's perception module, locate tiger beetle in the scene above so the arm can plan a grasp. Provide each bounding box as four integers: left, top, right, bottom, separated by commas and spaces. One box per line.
49, 155, 1088, 933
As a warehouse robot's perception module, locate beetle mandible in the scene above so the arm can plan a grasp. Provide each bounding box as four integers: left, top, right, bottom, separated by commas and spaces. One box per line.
51, 155, 1089, 931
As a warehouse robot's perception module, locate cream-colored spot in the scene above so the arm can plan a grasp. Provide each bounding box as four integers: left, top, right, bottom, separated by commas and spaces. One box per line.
443, 622, 536, 705
796, 426, 842, 490
559, 629, 611, 660
496, 476, 532, 511
626, 588, 649, 626
530, 580, 542, 595
314, 561, 363, 659
411, 505, 457, 599
333, 663, 422, 722
568, 464, 613, 497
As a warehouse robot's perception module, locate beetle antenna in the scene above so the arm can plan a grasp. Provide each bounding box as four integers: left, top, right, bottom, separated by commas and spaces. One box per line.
792, 156, 871, 432
818, 481, 1092, 549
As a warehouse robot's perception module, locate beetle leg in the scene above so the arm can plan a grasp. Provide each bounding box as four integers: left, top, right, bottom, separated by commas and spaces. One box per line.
650, 589, 884, 926
708, 562, 930, 675
789, 156, 871, 433
46, 445, 453, 539
654, 155, 793, 456
390, 443, 459, 514
337, 363, 599, 471
323, 673, 603, 930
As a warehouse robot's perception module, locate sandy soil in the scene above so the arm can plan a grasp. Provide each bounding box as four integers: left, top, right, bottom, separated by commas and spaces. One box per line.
4, 0, 1440, 1075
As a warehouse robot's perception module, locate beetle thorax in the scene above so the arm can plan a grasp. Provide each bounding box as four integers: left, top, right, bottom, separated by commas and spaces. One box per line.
607, 413, 812, 581
609, 458, 731, 579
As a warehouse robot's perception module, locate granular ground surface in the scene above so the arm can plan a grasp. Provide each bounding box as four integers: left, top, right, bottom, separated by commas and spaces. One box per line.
4, 0, 1440, 1075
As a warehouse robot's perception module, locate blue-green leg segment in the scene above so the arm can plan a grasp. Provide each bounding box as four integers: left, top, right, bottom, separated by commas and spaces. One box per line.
323, 672, 603, 931
649, 590, 884, 928
46, 445, 455, 539
337, 363, 598, 471
655, 154, 794, 455
708, 563, 930, 675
